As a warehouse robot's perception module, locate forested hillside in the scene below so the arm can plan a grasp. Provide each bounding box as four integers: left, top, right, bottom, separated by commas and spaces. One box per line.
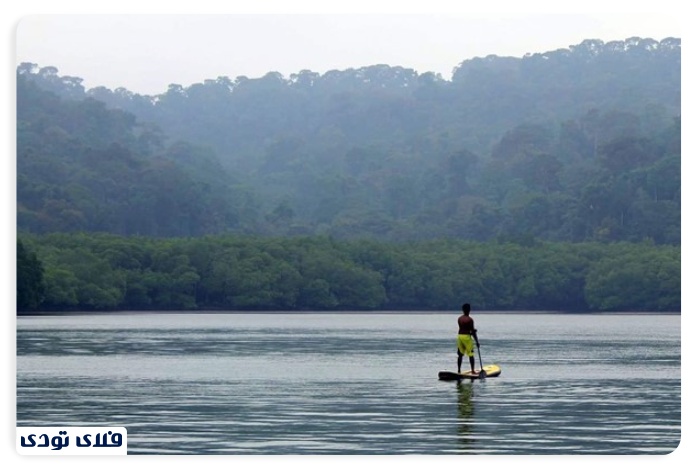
16, 37, 681, 313
18, 37, 681, 244
17, 77, 254, 237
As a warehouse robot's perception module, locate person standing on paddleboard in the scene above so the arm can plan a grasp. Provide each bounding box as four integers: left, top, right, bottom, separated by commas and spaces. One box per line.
457, 303, 480, 374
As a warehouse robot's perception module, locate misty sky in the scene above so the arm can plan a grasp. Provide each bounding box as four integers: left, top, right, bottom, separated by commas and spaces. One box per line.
15, 9, 681, 96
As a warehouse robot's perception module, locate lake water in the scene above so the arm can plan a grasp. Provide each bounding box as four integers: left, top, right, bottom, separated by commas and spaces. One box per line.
16, 312, 681, 455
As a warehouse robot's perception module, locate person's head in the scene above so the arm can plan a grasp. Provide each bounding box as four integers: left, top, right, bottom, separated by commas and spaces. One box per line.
462, 303, 471, 315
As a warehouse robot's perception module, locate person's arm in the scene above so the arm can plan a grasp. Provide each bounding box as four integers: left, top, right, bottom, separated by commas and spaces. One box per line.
473, 328, 480, 347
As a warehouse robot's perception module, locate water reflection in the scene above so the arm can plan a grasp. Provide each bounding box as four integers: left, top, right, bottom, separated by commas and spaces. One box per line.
456, 381, 475, 451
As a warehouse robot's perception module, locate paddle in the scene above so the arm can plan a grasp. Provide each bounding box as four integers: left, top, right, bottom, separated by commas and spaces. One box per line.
475, 334, 487, 379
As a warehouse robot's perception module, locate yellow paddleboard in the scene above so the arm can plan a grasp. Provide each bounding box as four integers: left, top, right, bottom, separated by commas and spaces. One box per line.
438, 364, 502, 381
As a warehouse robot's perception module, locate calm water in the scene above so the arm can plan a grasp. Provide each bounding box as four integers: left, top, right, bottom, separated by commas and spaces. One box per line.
16, 313, 681, 455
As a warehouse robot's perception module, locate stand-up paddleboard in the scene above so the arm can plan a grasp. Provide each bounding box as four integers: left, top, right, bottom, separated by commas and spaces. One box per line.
438, 364, 502, 381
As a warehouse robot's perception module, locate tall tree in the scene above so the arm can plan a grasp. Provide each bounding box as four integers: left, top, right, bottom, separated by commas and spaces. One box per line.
17, 239, 45, 311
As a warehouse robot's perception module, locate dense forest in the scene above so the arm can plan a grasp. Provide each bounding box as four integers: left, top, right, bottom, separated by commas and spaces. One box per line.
17, 235, 680, 313
16, 37, 681, 312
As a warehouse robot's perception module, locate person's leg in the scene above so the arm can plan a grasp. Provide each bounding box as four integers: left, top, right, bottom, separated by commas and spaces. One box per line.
457, 350, 463, 373
465, 335, 477, 374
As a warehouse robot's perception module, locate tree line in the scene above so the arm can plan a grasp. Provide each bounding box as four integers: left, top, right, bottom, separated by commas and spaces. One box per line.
17, 234, 680, 313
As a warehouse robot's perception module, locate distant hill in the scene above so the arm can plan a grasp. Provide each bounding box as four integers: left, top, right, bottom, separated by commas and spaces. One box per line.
17, 37, 680, 244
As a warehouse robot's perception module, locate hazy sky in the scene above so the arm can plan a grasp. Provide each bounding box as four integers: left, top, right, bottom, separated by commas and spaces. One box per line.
14, 6, 682, 96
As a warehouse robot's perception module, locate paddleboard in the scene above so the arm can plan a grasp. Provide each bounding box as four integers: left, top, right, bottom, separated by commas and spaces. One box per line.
438, 364, 502, 381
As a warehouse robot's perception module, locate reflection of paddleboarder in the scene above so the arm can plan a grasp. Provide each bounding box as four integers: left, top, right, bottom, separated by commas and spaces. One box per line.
456, 380, 475, 447
457, 303, 480, 374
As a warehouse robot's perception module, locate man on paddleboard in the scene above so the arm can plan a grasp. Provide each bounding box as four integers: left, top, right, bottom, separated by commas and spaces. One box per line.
457, 303, 480, 374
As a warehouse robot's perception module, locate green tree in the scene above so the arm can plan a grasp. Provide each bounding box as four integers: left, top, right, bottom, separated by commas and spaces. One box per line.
17, 239, 45, 311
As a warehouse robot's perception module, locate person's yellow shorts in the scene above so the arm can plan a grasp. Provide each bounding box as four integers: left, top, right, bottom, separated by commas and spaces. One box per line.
457, 334, 475, 357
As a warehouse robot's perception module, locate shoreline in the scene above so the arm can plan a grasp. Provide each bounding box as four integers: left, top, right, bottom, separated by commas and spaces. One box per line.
16, 309, 681, 317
